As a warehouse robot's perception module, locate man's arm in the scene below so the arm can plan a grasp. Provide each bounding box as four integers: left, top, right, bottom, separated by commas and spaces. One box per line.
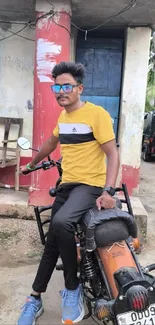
96, 139, 120, 210
92, 106, 120, 209
101, 139, 120, 188
29, 135, 59, 168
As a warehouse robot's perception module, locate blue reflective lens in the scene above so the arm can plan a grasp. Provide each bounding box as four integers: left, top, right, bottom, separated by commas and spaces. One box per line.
51, 85, 61, 93
51, 84, 76, 93
62, 85, 73, 93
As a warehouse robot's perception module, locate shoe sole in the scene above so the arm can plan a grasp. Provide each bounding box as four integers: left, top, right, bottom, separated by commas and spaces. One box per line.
62, 305, 85, 324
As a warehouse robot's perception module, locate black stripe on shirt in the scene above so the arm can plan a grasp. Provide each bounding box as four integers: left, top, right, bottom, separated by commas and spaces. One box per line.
59, 132, 95, 144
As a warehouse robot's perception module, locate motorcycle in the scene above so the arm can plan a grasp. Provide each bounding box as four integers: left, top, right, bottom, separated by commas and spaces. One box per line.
18, 136, 155, 325
142, 111, 155, 162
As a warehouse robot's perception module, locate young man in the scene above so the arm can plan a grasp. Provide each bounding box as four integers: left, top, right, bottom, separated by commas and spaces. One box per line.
18, 62, 120, 325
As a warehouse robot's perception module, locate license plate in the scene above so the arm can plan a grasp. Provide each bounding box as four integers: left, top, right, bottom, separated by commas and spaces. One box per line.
117, 304, 155, 325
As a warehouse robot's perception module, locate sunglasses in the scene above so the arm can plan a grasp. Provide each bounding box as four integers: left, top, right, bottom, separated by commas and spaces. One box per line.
51, 84, 79, 94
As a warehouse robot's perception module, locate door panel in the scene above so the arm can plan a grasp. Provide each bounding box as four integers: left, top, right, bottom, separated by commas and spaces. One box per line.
76, 38, 123, 137
77, 48, 94, 91
93, 49, 109, 94
108, 51, 122, 96
79, 95, 120, 134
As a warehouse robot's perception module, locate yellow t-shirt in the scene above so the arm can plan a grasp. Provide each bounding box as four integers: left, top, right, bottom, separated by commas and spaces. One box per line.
53, 102, 115, 187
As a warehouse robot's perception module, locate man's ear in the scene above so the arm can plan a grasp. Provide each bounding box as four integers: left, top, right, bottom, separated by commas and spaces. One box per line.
78, 84, 84, 95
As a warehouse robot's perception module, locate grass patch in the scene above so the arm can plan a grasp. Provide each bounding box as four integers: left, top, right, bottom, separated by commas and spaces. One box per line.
0, 230, 19, 242
27, 250, 42, 258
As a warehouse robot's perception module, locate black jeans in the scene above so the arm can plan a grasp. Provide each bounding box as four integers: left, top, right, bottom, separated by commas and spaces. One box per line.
32, 183, 102, 292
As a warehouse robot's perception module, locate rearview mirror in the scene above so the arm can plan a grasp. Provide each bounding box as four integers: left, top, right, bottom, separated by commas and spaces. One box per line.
17, 137, 31, 150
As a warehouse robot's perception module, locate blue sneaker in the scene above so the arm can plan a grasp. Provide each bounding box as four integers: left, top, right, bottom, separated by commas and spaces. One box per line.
60, 285, 84, 324
17, 296, 44, 325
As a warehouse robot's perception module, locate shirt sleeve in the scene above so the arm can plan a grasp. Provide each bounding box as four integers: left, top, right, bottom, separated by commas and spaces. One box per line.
92, 107, 115, 144
53, 111, 64, 137
53, 124, 59, 137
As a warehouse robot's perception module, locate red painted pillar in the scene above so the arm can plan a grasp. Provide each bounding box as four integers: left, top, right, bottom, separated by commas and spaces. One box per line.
29, 1, 71, 206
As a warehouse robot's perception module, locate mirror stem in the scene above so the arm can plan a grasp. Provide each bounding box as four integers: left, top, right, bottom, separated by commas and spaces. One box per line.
30, 147, 39, 152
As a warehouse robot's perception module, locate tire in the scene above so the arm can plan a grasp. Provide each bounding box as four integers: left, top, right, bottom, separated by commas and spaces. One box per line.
143, 150, 151, 162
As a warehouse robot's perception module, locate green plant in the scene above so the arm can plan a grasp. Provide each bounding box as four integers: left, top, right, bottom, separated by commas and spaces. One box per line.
145, 33, 155, 112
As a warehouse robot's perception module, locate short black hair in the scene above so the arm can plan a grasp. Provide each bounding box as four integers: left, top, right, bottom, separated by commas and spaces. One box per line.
52, 61, 85, 83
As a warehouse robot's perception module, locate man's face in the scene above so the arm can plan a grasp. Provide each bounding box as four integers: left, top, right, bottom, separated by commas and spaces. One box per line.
52, 73, 83, 107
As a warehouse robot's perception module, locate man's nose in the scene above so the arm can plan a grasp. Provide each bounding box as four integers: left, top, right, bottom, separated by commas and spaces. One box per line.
59, 87, 65, 93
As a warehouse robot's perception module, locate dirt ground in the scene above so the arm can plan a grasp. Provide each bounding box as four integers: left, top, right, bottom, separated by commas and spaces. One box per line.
138, 159, 155, 264
0, 159, 155, 324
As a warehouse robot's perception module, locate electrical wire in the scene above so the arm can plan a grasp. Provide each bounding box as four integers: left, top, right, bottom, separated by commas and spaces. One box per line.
34, 9, 55, 26
0, 20, 29, 25
0, 11, 54, 42
52, 14, 71, 36
0, 9, 35, 25
71, 0, 137, 32
45, 0, 55, 7
1, 25, 35, 41
0, 25, 29, 42
51, 0, 136, 37
0, 0, 137, 42
0, 10, 71, 42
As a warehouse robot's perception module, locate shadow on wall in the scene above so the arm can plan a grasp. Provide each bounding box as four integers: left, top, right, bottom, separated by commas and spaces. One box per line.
26, 99, 33, 111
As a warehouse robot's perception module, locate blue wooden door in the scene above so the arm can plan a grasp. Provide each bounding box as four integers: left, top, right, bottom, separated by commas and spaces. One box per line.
76, 38, 123, 136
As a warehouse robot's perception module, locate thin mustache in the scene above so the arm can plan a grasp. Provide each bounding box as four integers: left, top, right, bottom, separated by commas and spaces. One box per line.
57, 95, 68, 100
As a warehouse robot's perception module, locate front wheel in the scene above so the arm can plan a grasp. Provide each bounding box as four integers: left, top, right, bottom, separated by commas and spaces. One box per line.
143, 149, 151, 162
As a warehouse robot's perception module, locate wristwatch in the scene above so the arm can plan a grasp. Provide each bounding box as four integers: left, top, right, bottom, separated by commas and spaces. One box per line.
102, 187, 115, 196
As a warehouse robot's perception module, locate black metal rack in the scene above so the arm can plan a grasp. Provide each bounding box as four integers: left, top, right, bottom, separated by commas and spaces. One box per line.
34, 182, 134, 246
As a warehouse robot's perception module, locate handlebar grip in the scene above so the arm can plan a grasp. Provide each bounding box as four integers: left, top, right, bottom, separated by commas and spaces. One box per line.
21, 159, 57, 175
22, 169, 31, 175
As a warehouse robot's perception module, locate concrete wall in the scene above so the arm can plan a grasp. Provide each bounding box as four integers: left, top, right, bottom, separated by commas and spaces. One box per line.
0, 24, 35, 158
118, 27, 151, 194
0, 24, 35, 187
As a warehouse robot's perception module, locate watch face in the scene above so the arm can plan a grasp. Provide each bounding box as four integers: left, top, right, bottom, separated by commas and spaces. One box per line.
111, 188, 115, 196
103, 187, 115, 196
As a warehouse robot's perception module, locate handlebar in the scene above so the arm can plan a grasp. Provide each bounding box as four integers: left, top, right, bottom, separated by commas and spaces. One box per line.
22, 142, 119, 176
22, 159, 62, 176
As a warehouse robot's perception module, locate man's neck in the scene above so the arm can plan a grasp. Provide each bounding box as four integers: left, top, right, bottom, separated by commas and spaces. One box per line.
65, 100, 85, 113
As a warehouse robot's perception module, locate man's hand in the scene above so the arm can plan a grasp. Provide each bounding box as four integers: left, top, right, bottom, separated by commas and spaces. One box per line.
19, 165, 29, 175
19, 163, 35, 175
96, 191, 116, 210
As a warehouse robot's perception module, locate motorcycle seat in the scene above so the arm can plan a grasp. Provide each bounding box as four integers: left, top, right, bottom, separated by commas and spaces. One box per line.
81, 206, 137, 249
